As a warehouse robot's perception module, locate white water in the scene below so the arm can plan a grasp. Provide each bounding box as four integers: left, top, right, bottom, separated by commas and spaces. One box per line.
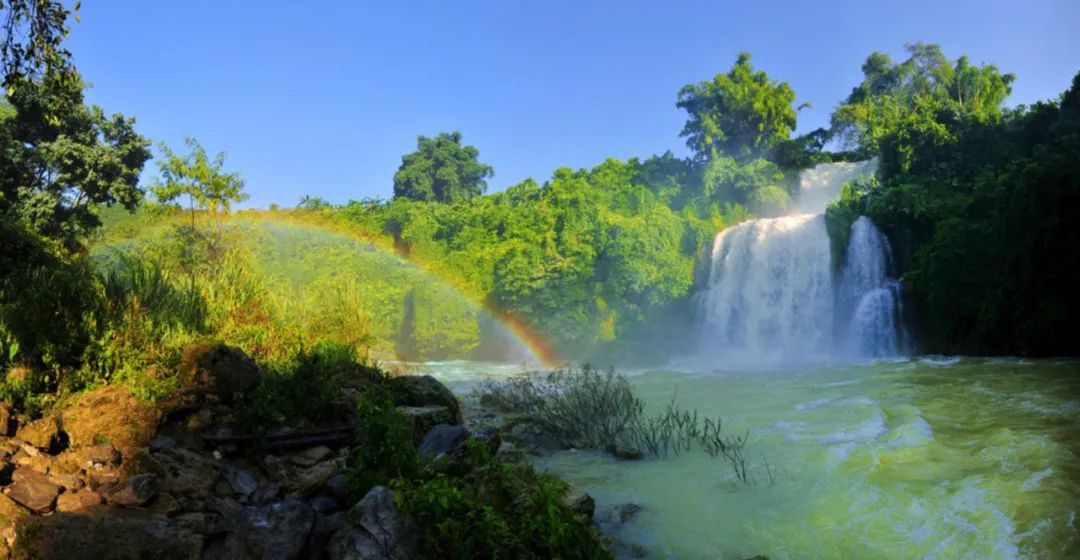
695, 160, 907, 365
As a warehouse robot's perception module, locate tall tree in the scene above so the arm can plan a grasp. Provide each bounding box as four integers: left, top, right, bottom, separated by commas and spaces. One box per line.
393, 131, 493, 203
152, 136, 247, 227
677, 52, 798, 162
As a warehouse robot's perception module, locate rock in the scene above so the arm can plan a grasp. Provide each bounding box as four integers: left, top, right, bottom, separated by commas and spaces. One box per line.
146, 448, 220, 498
12, 509, 203, 560
16, 416, 60, 451
307, 512, 346, 557
174, 511, 225, 536
323, 474, 350, 503
106, 473, 162, 507
85, 442, 122, 466
397, 405, 457, 442
251, 483, 281, 505
386, 375, 462, 424
309, 494, 339, 514
150, 435, 176, 451
417, 424, 468, 461
12, 448, 52, 472
606, 444, 644, 461
496, 441, 523, 462
219, 496, 315, 560
59, 386, 162, 461
178, 343, 260, 403
265, 455, 343, 498
145, 492, 182, 516
326, 486, 419, 560
10, 467, 45, 484
289, 445, 332, 467
7, 478, 60, 513
605, 503, 643, 525
55, 490, 103, 512
562, 488, 595, 520
47, 472, 84, 492
224, 465, 259, 497
88, 469, 120, 491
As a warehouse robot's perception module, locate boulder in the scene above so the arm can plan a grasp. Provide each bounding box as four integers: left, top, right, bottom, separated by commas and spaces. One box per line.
218, 496, 315, 560
0, 403, 14, 437
178, 343, 260, 403
59, 386, 162, 461
106, 473, 162, 507
326, 486, 419, 560
417, 424, 469, 461
289, 445, 332, 467
323, 474, 350, 503
16, 416, 60, 451
264, 455, 343, 498
223, 465, 259, 497
7, 478, 60, 513
603, 503, 643, 525
562, 488, 595, 520
398, 405, 457, 442
145, 448, 220, 498
84, 443, 122, 466
386, 375, 461, 423
306, 512, 346, 557
11, 509, 203, 560
54, 490, 103, 512
47, 472, 83, 492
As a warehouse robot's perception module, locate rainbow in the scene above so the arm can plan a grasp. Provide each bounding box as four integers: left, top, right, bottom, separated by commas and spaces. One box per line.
239, 209, 562, 368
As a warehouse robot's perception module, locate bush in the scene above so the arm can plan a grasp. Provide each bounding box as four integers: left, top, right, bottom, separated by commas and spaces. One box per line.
347, 385, 418, 497
393, 444, 612, 560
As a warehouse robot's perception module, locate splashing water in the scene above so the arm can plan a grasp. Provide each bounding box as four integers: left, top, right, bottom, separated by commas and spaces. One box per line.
695, 160, 906, 364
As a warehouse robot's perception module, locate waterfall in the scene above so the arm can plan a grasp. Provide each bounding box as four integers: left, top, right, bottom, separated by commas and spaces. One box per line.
694, 160, 907, 367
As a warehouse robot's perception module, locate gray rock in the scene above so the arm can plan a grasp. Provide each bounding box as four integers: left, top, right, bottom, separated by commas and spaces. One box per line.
7, 477, 61, 513
289, 445, 332, 467
307, 512, 347, 557
309, 494, 340, 514
150, 435, 176, 451
417, 424, 469, 461
326, 486, 419, 560
323, 473, 350, 503
562, 488, 595, 520
147, 447, 220, 498
221, 496, 315, 560
106, 473, 162, 507
224, 465, 259, 497
604, 503, 643, 525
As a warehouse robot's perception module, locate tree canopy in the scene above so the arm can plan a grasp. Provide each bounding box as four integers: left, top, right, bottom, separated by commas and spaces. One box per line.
392, 131, 493, 203
677, 52, 798, 162
152, 137, 247, 218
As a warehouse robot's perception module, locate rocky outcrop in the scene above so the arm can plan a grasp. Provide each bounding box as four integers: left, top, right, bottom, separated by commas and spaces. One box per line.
326, 486, 419, 560
178, 343, 260, 403
387, 375, 462, 424
59, 386, 162, 461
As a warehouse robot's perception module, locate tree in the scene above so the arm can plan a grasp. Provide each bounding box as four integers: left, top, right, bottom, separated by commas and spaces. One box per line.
677, 52, 798, 162
152, 136, 247, 227
1, 0, 77, 89
393, 131, 493, 203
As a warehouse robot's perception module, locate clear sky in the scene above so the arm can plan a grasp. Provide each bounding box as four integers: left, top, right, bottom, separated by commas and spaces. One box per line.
67, 0, 1080, 208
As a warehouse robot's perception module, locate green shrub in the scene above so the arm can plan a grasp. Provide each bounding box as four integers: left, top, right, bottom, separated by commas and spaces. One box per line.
347, 385, 418, 497
393, 447, 612, 560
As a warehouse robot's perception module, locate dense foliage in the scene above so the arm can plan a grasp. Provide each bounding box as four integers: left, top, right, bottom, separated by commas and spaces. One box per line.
393, 131, 494, 203
828, 46, 1079, 355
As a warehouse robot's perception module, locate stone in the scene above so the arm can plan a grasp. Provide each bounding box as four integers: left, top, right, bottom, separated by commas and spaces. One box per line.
265, 455, 343, 498
106, 473, 162, 507
219, 496, 315, 560
59, 386, 162, 461
146, 448, 220, 498
174, 511, 226, 536
386, 375, 462, 423
10, 467, 45, 483
307, 512, 347, 557
224, 465, 259, 497
562, 488, 595, 520
607, 444, 645, 461
605, 503, 643, 525
397, 405, 457, 442
47, 472, 84, 491
12, 449, 51, 473
7, 478, 61, 513
88, 470, 120, 491
323, 474, 350, 503
251, 483, 281, 505
309, 494, 339, 514
289, 445, 332, 467
85, 442, 122, 465
55, 490, 103, 512
326, 486, 419, 560
16, 416, 60, 451
150, 435, 176, 451
145, 492, 182, 516
178, 343, 260, 403
417, 424, 469, 461
12, 509, 203, 560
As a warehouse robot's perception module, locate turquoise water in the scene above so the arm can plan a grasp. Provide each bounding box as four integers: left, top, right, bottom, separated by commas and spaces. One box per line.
420, 359, 1080, 559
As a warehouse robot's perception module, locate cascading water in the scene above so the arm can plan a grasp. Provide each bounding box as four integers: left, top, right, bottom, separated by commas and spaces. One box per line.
694, 159, 907, 365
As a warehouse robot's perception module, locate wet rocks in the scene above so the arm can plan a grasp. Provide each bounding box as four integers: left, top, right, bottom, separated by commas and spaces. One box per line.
417, 424, 468, 461
326, 486, 419, 560
106, 473, 162, 507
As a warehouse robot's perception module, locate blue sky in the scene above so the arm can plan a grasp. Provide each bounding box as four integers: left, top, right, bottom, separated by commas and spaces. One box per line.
67, 0, 1079, 208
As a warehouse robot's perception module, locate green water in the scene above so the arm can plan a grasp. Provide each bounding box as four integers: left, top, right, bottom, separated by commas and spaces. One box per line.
423, 358, 1080, 559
